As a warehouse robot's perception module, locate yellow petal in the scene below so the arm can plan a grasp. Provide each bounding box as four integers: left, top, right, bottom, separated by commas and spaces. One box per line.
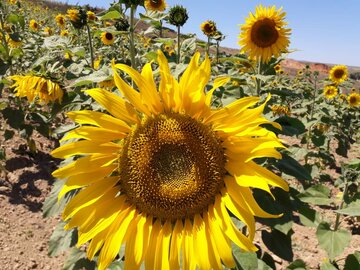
112, 61, 151, 115
51, 141, 121, 159
98, 207, 136, 270
145, 219, 161, 270
169, 219, 183, 270
193, 214, 211, 270
62, 176, 119, 220
86, 88, 139, 124
60, 126, 127, 142
67, 110, 131, 133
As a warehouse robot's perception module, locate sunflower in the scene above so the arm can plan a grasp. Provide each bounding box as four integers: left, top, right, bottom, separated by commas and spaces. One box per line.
67, 9, 79, 22
348, 92, 360, 107
239, 4, 291, 63
323, 85, 338, 99
6, 35, 22, 48
44, 27, 53, 36
271, 104, 291, 116
274, 64, 281, 73
60, 30, 69, 37
201, 20, 217, 37
98, 79, 115, 90
51, 50, 288, 270
29, 19, 39, 31
144, 0, 167, 12
87, 11, 97, 21
9, 75, 63, 104
329, 65, 348, 84
101, 32, 115, 45
55, 14, 66, 28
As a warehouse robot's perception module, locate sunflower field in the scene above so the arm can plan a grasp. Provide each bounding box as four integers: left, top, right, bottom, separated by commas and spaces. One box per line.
0, 0, 359, 269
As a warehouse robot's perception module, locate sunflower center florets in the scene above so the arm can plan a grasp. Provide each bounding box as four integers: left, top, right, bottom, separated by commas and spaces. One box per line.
119, 112, 226, 221
251, 18, 279, 48
105, 32, 113, 40
150, 0, 162, 8
333, 69, 344, 79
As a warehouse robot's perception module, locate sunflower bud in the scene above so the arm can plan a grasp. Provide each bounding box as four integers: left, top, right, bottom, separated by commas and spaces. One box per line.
168, 5, 188, 27
115, 18, 130, 31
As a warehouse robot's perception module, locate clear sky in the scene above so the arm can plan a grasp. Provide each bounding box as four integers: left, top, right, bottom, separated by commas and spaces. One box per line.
61, 0, 360, 66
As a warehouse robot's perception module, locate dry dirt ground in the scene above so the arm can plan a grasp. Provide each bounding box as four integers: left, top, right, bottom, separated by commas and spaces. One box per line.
0, 114, 359, 270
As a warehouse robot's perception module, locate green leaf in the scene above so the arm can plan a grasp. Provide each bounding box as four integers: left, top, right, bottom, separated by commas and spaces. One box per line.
344, 252, 360, 270
62, 247, 96, 270
316, 222, 351, 260
4, 129, 15, 140
320, 262, 338, 270
48, 222, 77, 256
274, 116, 306, 136
108, 261, 124, 270
335, 201, 360, 216
298, 184, 333, 206
287, 259, 308, 270
275, 153, 312, 181
261, 229, 293, 261
233, 250, 258, 270
311, 134, 326, 147
101, 10, 122, 20
297, 205, 322, 227
42, 179, 65, 217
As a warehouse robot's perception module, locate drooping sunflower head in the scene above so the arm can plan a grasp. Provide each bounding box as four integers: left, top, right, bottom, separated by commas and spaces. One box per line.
348, 92, 360, 107
100, 31, 115, 45
323, 85, 338, 99
55, 14, 66, 28
329, 65, 348, 84
168, 5, 189, 27
239, 4, 291, 63
51, 50, 288, 270
114, 17, 130, 31
201, 20, 217, 37
87, 11, 97, 21
44, 27, 53, 36
144, 0, 167, 12
9, 75, 63, 104
29, 19, 39, 31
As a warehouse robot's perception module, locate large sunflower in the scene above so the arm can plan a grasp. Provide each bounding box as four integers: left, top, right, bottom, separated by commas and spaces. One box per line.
144, 0, 167, 12
239, 5, 291, 63
201, 20, 217, 37
329, 65, 348, 84
101, 32, 115, 45
51, 51, 288, 270
9, 75, 63, 104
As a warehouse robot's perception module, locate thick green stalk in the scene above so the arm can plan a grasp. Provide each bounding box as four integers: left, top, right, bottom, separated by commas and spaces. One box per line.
206, 36, 210, 55
86, 24, 94, 69
334, 179, 348, 231
177, 25, 181, 64
305, 74, 318, 162
129, 5, 136, 69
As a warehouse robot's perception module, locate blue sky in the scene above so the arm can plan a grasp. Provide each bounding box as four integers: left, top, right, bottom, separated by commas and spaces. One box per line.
62, 0, 360, 66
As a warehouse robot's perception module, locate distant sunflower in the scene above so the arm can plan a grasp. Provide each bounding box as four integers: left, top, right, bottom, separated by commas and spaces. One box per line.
329, 65, 348, 84
44, 27, 53, 36
144, 0, 167, 12
297, 70, 303, 76
101, 32, 114, 45
323, 85, 338, 99
66, 9, 79, 23
239, 4, 291, 63
201, 20, 217, 37
98, 79, 115, 90
29, 19, 39, 31
274, 64, 281, 73
9, 75, 63, 104
348, 92, 360, 107
6, 35, 22, 48
60, 30, 69, 37
51, 50, 288, 270
87, 11, 96, 21
55, 14, 66, 28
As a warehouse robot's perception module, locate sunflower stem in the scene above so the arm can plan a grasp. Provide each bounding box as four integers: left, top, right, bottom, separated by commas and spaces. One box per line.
334, 176, 348, 232
86, 24, 94, 69
256, 59, 262, 96
129, 4, 137, 69
177, 25, 181, 64
305, 73, 318, 163
206, 36, 210, 56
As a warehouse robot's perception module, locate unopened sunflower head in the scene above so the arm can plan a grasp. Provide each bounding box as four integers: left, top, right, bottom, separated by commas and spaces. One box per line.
51, 50, 288, 270
9, 74, 63, 104
201, 20, 217, 37
239, 4, 291, 63
114, 17, 130, 31
168, 5, 188, 27
329, 65, 348, 84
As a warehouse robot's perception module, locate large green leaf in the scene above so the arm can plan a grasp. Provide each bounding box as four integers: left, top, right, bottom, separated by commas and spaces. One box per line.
297, 205, 322, 227
48, 222, 77, 256
261, 229, 293, 262
320, 262, 338, 270
275, 153, 312, 181
344, 252, 360, 270
62, 248, 96, 270
286, 259, 308, 270
335, 201, 360, 216
298, 184, 333, 206
316, 222, 351, 260
101, 10, 122, 20
233, 250, 258, 270
274, 116, 306, 136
